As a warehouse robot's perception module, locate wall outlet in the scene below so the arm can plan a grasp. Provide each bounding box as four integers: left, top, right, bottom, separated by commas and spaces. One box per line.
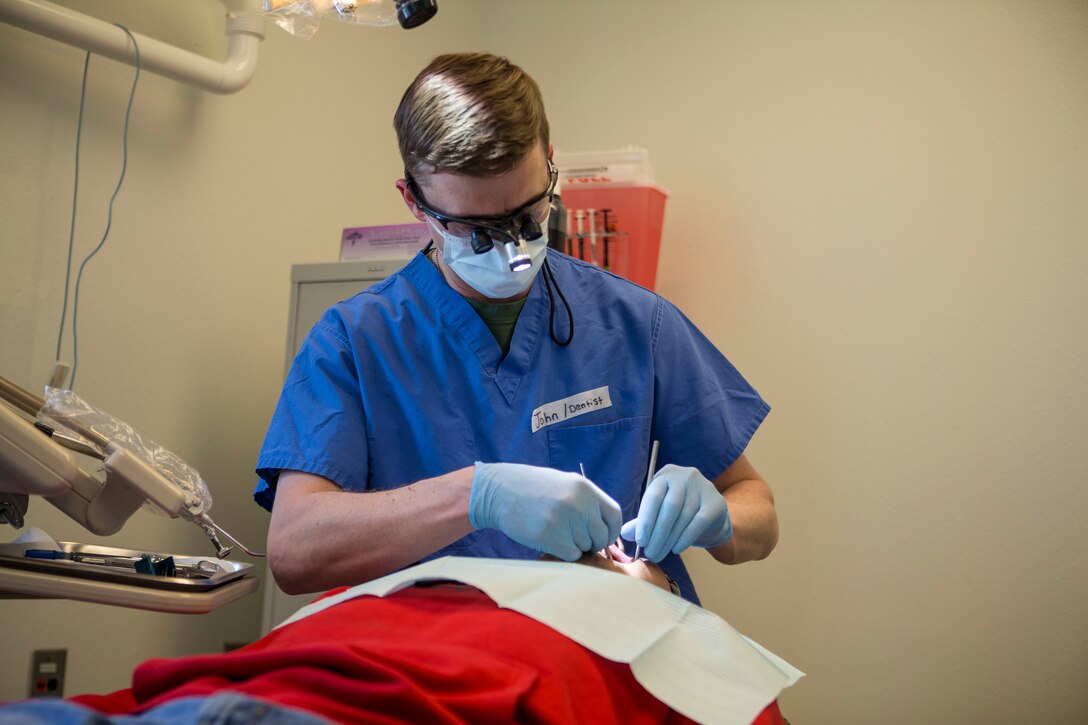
27, 649, 66, 698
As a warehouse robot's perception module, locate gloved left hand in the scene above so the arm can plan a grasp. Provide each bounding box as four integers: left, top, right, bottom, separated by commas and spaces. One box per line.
620, 464, 732, 563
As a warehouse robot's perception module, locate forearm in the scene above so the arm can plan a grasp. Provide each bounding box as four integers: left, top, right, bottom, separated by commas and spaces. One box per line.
709, 474, 779, 564
267, 468, 475, 594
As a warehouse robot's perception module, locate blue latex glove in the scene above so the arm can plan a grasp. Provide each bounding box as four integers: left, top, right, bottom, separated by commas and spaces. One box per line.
620, 464, 732, 562
470, 462, 622, 561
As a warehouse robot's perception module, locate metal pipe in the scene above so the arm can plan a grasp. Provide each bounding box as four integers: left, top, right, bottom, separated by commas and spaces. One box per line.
0, 373, 111, 449
634, 440, 660, 561
0, 373, 41, 418
0, 0, 265, 94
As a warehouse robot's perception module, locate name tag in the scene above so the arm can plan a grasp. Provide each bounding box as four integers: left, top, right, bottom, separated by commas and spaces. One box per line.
531, 386, 612, 433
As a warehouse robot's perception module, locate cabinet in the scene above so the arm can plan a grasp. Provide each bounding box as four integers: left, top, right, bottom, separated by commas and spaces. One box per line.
260, 259, 405, 633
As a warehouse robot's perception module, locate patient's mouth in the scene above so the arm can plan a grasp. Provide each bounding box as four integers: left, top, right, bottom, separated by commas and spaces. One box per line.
608, 542, 635, 563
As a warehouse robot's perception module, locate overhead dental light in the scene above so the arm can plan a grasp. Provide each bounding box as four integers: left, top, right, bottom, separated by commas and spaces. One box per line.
391, 0, 438, 29
266, 0, 437, 37
317, 0, 437, 29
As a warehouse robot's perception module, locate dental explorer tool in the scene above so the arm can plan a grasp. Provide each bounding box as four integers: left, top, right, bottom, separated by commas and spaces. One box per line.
634, 440, 660, 561
194, 513, 266, 558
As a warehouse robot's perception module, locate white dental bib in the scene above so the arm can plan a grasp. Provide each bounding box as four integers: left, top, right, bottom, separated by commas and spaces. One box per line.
277, 557, 803, 725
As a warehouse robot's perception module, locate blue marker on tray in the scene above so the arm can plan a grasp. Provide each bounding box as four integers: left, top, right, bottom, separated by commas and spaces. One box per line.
24, 549, 70, 560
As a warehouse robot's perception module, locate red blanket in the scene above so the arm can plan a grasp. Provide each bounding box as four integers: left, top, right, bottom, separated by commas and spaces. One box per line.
73, 585, 783, 724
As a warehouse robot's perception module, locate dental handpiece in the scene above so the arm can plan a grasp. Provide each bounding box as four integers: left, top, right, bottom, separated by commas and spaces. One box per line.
634, 440, 660, 561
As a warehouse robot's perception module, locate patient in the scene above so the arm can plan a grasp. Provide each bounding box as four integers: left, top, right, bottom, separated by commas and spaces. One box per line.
1, 553, 786, 725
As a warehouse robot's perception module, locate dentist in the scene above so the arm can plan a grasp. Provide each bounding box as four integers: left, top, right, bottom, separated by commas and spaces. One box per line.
255, 52, 779, 603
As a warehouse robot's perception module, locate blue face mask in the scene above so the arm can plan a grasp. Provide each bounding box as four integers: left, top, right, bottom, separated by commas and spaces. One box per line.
431, 216, 550, 299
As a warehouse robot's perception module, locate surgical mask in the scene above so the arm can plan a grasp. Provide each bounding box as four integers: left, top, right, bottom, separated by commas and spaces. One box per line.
431, 215, 550, 299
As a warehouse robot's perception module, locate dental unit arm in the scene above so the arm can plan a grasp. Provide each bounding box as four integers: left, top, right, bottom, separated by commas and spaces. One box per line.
0, 373, 261, 559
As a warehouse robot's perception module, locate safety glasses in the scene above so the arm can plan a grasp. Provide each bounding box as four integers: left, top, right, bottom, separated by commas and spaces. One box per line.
406, 159, 558, 260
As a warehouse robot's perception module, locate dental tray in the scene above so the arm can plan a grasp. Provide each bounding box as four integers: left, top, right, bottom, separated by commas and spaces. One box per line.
0, 541, 253, 591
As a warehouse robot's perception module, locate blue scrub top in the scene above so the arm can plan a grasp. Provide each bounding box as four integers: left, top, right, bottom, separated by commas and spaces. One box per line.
255, 251, 769, 604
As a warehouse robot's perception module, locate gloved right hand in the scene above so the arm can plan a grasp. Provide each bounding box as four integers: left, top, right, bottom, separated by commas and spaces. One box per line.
620, 464, 732, 563
469, 462, 623, 561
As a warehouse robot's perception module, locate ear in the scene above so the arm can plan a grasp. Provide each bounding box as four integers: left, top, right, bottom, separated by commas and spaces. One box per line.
395, 179, 427, 223
548, 143, 554, 160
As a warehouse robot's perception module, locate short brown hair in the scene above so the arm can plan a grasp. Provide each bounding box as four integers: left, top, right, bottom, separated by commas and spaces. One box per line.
394, 52, 550, 179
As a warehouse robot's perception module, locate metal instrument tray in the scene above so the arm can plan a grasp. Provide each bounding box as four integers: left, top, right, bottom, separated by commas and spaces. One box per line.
0, 541, 253, 592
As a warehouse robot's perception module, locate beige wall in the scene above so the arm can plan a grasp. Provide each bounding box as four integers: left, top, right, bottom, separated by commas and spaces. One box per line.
0, 0, 484, 698
2, 1, 1086, 722
483, 1, 1088, 723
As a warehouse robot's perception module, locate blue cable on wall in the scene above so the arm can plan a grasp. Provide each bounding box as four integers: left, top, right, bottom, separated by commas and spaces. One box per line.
55, 23, 141, 391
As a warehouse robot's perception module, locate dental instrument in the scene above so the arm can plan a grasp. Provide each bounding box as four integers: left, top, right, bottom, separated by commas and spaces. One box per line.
633, 440, 660, 561
0, 375, 257, 556
581, 461, 612, 562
